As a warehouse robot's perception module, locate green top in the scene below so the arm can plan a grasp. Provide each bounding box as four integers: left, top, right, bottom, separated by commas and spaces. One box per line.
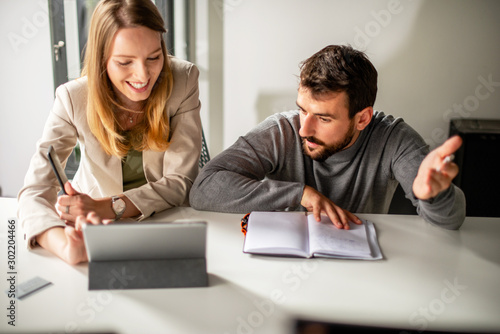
122, 149, 147, 191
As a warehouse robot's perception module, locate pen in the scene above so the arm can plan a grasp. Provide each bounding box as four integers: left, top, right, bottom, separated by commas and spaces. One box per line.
437, 154, 454, 172
443, 154, 454, 164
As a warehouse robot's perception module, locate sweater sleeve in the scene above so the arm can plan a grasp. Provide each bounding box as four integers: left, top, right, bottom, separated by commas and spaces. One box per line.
189, 117, 304, 213
389, 122, 466, 230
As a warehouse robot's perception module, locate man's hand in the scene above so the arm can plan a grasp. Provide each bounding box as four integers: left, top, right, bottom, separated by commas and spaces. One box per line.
413, 135, 462, 200
300, 185, 362, 229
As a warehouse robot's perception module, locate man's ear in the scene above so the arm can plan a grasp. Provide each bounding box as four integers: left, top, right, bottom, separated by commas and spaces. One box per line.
354, 106, 373, 131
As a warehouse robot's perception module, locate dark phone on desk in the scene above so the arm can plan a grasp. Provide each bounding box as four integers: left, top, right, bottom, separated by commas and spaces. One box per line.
47, 145, 69, 195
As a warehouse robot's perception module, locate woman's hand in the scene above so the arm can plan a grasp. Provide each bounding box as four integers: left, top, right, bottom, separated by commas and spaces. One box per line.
56, 182, 114, 223
61, 224, 88, 264
36, 225, 88, 265
36, 212, 111, 265
75, 211, 113, 230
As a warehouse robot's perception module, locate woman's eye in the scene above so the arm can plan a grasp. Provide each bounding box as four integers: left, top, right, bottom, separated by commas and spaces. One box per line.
148, 56, 160, 61
118, 61, 131, 66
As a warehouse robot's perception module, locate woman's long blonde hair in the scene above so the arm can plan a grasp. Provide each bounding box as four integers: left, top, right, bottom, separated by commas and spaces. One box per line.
81, 0, 173, 157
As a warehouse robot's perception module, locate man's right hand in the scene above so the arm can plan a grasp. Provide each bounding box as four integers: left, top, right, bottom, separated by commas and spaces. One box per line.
300, 185, 362, 229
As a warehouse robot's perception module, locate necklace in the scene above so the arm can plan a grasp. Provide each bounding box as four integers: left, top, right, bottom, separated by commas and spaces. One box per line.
124, 110, 144, 124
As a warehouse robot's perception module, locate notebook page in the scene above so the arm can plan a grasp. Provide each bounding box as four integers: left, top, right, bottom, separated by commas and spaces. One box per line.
243, 212, 309, 257
307, 215, 371, 258
365, 221, 383, 260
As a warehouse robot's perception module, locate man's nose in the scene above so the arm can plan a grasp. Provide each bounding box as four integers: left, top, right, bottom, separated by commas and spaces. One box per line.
299, 114, 315, 137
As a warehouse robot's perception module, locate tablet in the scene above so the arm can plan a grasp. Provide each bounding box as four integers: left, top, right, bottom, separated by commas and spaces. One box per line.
82, 221, 207, 262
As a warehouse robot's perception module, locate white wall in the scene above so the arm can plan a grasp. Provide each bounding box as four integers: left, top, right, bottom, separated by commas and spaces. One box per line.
2, 0, 500, 197
221, 0, 500, 151
0, 0, 54, 197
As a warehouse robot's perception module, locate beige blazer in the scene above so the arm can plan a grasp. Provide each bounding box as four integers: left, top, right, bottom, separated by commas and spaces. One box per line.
18, 57, 202, 248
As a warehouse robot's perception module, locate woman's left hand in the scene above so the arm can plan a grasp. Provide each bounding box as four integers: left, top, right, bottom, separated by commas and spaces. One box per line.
61, 212, 111, 264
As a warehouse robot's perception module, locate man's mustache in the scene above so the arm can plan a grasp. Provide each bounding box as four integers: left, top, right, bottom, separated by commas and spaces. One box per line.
301, 136, 325, 146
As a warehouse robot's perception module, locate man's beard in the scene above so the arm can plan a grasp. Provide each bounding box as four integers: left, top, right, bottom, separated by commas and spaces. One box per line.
301, 122, 356, 162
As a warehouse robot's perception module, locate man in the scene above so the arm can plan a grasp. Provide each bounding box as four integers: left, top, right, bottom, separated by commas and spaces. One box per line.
190, 45, 465, 230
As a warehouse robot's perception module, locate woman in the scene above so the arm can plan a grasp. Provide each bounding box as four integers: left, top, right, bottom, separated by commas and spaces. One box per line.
17, 0, 202, 264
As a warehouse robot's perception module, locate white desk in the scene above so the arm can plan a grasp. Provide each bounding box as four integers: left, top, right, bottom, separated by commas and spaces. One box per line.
1, 197, 499, 333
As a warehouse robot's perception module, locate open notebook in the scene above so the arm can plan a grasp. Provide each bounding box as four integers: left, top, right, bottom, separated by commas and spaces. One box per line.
243, 211, 382, 260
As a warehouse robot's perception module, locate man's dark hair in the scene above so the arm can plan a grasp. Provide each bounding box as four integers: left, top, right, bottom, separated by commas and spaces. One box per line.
299, 45, 378, 118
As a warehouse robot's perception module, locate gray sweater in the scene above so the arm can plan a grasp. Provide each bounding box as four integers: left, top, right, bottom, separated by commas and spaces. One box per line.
190, 111, 465, 229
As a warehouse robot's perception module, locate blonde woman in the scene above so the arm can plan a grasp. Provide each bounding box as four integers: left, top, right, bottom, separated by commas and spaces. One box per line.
18, 0, 202, 264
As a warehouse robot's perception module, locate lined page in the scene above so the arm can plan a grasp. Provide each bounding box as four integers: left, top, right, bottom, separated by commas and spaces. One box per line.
243, 212, 309, 257
307, 215, 372, 258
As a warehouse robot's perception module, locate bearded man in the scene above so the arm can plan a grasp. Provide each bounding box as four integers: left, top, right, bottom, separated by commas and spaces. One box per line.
190, 45, 465, 230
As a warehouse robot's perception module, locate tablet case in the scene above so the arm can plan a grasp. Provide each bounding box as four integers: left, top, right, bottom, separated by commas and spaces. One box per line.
83, 222, 208, 290
88, 258, 208, 290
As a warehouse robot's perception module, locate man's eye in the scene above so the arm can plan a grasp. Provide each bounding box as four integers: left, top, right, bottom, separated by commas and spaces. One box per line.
319, 117, 331, 123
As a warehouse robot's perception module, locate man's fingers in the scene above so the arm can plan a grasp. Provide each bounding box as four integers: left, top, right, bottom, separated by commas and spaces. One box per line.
313, 206, 322, 222
436, 135, 462, 158
301, 185, 355, 230
424, 169, 454, 198
334, 207, 350, 229
324, 206, 344, 229
347, 211, 363, 225
438, 161, 459, 179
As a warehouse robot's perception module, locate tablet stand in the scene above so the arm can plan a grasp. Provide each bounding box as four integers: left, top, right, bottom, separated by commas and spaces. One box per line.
88, 257, 208, 290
